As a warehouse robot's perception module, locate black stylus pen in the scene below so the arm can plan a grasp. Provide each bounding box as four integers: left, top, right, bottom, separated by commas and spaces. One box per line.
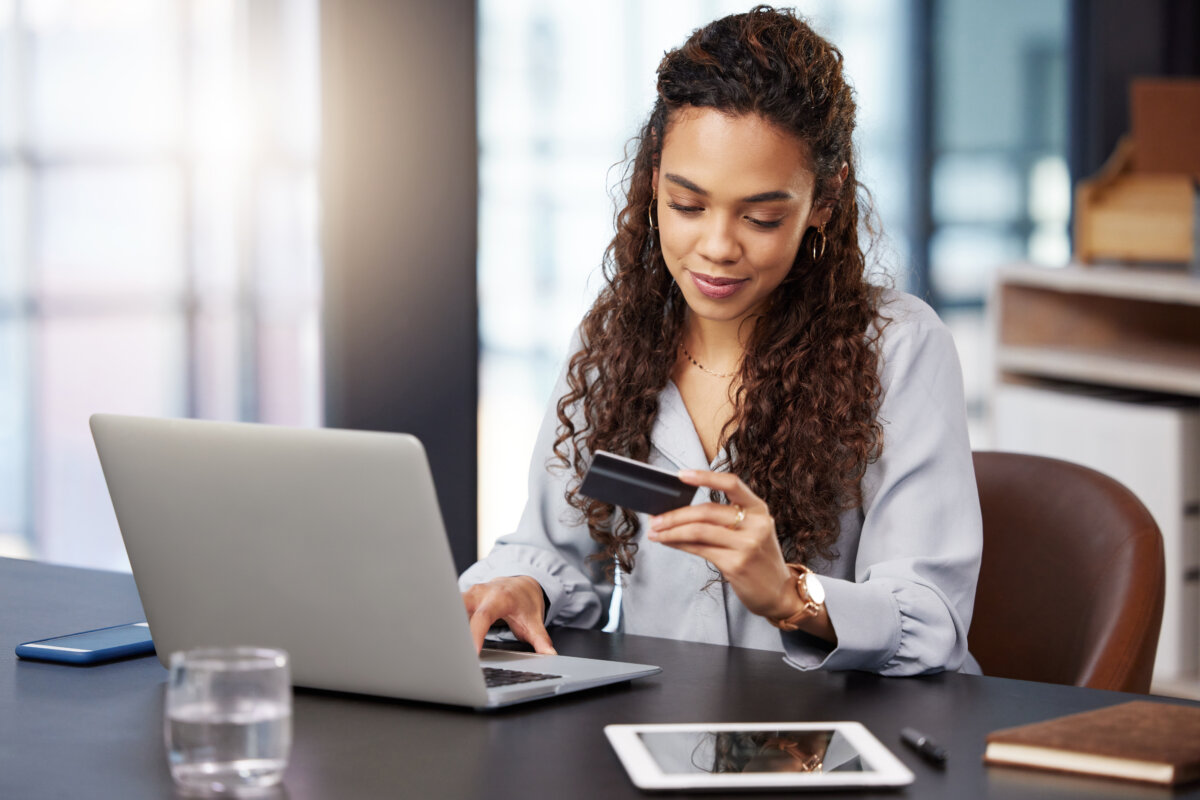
900, 727, 947, 767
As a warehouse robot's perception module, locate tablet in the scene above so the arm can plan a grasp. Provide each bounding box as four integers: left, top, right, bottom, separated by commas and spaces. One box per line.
604, 721, 915, 791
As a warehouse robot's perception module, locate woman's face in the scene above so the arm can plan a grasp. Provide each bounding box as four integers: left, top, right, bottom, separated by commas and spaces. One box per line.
653, 108, 829, 327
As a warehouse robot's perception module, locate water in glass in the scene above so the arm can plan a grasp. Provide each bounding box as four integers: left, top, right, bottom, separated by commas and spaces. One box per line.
165, 647, 291, 796
167, 699, 291, 790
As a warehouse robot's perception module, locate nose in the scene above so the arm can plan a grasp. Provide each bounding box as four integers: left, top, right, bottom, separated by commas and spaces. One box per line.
696, 215, 741, 264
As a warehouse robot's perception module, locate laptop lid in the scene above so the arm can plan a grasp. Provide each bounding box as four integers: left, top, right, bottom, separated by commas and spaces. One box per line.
91, 414, 660, 707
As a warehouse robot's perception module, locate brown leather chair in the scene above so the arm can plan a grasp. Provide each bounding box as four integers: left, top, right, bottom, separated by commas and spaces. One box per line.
968, 451, 1165, 693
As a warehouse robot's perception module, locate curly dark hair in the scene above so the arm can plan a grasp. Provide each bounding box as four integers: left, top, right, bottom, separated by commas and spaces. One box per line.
553, 6, 886, 576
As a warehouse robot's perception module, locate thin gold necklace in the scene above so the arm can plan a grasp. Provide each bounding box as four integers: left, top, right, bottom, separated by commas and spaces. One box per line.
679, 343, 738, 379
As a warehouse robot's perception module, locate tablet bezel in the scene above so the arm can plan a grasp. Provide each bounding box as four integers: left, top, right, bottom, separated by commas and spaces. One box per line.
604, 721, 915, 791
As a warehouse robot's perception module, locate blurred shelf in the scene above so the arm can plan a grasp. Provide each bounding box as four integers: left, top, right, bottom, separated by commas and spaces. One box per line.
998, 344, 1200, 396
998, 263, 1200, 306
994, 263, 1200, 398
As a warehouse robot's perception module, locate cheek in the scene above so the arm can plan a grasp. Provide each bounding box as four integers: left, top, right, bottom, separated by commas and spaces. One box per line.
749, 236, 802, 277
658, 211, 685, 245
657, 221, 690, 269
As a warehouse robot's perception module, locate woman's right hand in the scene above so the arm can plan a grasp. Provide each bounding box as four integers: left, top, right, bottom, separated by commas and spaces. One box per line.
462, 576, 557, 655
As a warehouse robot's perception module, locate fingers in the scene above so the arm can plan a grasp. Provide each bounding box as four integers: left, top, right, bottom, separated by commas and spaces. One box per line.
648, 518, 738, 547
650, 534, 765, 584
464, 583, 504, 653
467, 603, 500, 654
508, 617, 558, 655
678, 469, 763, 509
462, 577, 557, 655
650, 501, 754, 539
649, 494, 783, 590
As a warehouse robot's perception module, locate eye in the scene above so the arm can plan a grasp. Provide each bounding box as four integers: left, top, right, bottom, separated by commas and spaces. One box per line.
745, 216, 784, 229
666, 201, 703, 214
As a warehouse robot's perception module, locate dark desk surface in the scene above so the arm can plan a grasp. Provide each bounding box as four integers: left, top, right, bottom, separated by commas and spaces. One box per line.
3, 556, 1198, 800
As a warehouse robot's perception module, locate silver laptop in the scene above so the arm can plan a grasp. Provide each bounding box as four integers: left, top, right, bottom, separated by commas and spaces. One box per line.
89, 414, 659, 709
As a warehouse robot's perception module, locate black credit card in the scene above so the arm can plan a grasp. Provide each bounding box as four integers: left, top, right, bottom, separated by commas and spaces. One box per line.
579, 451, 696, 515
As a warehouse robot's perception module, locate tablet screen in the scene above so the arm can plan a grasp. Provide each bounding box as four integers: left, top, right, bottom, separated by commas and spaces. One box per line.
606, 721, 914, 790
637, 728, 866, 775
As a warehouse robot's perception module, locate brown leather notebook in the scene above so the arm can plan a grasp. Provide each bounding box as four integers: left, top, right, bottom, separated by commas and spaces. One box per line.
984, 701, 1200, 786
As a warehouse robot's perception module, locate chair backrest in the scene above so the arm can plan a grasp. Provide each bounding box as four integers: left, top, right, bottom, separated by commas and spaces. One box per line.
968, 451, 1165, 693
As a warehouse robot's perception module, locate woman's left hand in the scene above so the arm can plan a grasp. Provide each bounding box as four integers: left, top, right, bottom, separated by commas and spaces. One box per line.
647, 469, 798, 622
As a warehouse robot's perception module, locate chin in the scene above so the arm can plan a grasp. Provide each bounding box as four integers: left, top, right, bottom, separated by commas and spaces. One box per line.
682, 296, 755, 322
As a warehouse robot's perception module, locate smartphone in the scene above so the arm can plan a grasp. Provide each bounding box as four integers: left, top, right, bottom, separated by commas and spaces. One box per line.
579, 451, 697, 515
15, 622, 156, 665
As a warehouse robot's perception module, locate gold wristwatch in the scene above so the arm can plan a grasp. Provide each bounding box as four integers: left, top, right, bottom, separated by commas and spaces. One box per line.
768, 563, 826, 632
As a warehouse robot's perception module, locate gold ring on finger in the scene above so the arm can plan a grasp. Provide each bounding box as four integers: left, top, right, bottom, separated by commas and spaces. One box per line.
729, 504, 745, 529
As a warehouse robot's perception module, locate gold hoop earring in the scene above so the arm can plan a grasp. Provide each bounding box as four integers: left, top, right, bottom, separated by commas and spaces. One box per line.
647, 193, 659, 231
809, 225, 827, 262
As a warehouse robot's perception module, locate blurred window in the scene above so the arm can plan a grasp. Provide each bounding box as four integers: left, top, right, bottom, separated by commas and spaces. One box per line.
929, 0, 1070, 437
0, 0, 321, 569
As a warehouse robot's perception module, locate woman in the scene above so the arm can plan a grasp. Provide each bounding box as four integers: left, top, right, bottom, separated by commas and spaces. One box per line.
461, 6, 982, 676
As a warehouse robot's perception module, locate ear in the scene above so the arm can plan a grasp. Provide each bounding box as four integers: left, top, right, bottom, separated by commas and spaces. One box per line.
808, 161, 849, 228
651, 166, 659, 195
810, 204, 834, 229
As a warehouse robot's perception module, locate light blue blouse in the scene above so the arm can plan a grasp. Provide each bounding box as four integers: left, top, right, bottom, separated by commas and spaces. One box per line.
460, 290, 983, 676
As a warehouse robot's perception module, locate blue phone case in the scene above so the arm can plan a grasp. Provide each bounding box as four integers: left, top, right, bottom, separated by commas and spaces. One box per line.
15, 622, 156, 665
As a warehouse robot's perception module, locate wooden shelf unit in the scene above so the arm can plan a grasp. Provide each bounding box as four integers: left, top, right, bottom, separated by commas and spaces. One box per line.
994, 263, 1200, 397
990, 263, 1200, 697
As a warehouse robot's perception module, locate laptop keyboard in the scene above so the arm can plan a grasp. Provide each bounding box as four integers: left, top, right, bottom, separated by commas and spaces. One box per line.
483, 667, 562, 687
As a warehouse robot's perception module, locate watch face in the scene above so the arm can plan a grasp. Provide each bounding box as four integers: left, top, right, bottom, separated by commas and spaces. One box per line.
805, 573, 826, 606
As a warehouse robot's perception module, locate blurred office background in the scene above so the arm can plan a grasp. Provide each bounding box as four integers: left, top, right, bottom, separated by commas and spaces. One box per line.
476, 0, 1073, 553
0, 0, 321, 569
0, 0, 1194, 571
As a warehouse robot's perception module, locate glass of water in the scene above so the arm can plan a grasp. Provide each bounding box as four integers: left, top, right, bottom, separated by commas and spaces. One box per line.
165, 647, 292, 796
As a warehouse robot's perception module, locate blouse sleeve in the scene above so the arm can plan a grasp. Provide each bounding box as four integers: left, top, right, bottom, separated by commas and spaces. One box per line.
457, 344, 611, 631
782, 301, 982, 676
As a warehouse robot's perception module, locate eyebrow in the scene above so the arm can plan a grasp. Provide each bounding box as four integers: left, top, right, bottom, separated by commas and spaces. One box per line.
663, 173, 794, 203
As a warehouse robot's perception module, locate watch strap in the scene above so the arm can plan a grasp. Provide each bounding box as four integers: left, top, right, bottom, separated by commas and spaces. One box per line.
768, 563, 823, 632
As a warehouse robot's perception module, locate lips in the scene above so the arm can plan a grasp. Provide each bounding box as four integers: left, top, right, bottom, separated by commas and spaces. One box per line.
689, 271, 749, 299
